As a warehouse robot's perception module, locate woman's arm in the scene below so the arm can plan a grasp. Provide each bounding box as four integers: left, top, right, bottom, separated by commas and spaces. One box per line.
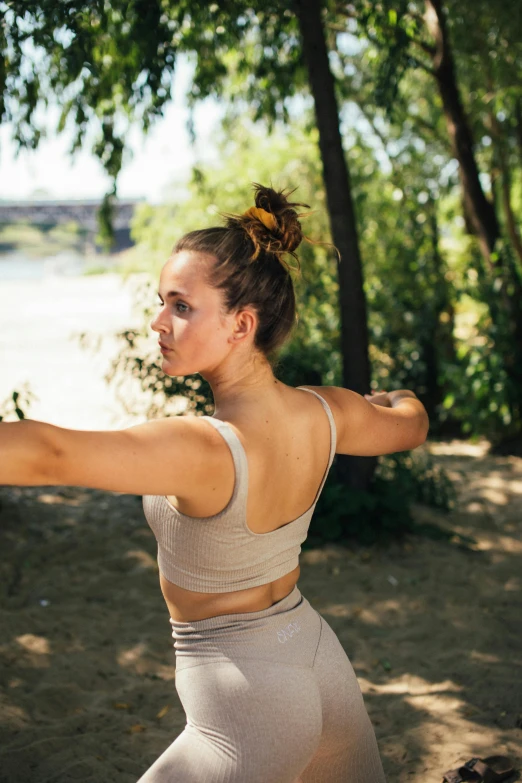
314, 386, 429, 456
0, 417, 223, 496
0, 419, 52, 486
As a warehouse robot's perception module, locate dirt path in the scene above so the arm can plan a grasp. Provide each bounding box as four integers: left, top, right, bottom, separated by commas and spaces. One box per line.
0, 439, 521, 782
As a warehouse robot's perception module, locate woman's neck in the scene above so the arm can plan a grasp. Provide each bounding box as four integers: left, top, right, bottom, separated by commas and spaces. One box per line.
203, 352, 281, 417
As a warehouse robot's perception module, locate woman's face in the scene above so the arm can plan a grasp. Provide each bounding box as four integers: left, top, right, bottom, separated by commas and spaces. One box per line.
151, 250, 249, 377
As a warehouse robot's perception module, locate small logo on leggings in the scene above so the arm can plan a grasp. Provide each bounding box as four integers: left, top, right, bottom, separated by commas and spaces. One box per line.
277, 621, 301, 643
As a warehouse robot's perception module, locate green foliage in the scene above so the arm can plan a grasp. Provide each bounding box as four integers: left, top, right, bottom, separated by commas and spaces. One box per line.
1, 0, 303, 232
333, 0, 522, 442
114, 116, 519, 442
439, 259, 522, 442
4, 0, 522, 448
0, 385, 36, 422
96, 187, 117, 252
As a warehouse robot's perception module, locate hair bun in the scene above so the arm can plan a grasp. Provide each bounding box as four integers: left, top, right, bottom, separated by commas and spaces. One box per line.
224, 183, 310, 271
242, 206, 279, 233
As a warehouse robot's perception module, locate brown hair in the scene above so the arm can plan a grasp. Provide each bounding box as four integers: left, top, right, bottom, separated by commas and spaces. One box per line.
172, 183, 310, 359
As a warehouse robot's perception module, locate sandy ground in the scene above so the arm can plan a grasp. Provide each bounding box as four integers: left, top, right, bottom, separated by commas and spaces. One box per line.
0, 438, 521, 783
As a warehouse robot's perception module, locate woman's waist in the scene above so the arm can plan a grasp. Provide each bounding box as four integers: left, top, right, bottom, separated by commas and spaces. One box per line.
160, 565, 301, 623
169, 583, 321, 670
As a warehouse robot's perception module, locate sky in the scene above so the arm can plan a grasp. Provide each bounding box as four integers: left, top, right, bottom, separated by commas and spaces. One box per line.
0, 57, 223, 204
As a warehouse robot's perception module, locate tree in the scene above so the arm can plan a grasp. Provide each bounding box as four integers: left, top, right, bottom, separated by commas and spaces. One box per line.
293, 0, 375, 486
330, 0, 522, 441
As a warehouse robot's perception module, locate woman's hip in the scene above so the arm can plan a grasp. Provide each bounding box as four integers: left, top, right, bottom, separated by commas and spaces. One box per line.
170, 585, 324, 672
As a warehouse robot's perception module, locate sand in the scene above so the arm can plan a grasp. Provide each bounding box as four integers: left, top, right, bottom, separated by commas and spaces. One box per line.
0, 438, 521, 783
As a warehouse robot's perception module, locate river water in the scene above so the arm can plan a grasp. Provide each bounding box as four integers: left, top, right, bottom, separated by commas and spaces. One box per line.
0, 250, 150, 430
0, 249, 87, 281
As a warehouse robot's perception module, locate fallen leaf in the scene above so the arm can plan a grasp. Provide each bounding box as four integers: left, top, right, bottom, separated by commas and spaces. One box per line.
156, 704, 171, 719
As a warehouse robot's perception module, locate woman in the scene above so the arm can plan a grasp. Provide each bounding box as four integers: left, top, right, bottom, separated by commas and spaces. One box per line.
1, 184, 429, 782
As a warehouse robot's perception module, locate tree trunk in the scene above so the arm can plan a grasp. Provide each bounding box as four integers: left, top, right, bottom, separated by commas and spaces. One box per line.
293, 0, 376, 490
488, 112, 522, 266
419, 208, 455, 424
515, 98, 522, 174
424, 0, 500, 262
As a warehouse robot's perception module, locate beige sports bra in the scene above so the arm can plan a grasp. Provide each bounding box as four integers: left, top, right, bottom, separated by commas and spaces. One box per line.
142, 387, 337, 593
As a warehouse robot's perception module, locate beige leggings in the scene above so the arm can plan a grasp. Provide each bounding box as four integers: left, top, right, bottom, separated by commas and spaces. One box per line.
137, 587, 386, 783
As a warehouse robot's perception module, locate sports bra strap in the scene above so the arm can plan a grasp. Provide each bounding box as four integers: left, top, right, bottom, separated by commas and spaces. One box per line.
200, 388, 337, 514
200, 416, 249, 510
296, 387, 337, 493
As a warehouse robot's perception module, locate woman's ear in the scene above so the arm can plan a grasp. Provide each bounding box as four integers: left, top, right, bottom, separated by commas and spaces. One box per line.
230, 307, 257, 344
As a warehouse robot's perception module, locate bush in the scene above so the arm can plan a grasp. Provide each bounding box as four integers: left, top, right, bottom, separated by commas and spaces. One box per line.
0, 385, 36, 422
308, 450, 456, 546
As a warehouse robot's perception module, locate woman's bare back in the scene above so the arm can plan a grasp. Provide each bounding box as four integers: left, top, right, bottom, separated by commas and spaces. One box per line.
161, 386, 335, 621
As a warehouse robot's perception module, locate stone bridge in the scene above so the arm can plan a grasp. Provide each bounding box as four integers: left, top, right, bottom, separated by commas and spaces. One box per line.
0, 199, 142, 251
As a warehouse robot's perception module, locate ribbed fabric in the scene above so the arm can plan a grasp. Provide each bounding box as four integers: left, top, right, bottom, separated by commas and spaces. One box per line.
137, 587, 387, 782
142, 388, 337, 593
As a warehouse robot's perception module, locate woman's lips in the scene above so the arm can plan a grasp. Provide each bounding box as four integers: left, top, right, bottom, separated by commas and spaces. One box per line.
159, 343, 173, 352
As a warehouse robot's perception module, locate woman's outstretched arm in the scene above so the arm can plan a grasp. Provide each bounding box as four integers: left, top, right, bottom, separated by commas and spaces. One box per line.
0, 419, 52, 486
0, 417, 222, 497
314, 386, 429, 456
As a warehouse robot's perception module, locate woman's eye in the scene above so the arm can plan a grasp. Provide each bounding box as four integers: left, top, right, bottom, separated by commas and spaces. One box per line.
156, 300, 189, 313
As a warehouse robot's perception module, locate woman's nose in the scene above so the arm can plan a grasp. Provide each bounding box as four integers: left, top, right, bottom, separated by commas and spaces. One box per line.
150, 313, 166, 333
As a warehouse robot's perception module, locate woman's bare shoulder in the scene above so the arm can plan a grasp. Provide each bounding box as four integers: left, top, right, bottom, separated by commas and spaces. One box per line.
296, 385, 427, 457
37, 413, 228, 496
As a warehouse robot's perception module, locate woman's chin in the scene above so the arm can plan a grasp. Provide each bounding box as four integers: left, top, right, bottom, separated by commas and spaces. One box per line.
161, 355, 195, 377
